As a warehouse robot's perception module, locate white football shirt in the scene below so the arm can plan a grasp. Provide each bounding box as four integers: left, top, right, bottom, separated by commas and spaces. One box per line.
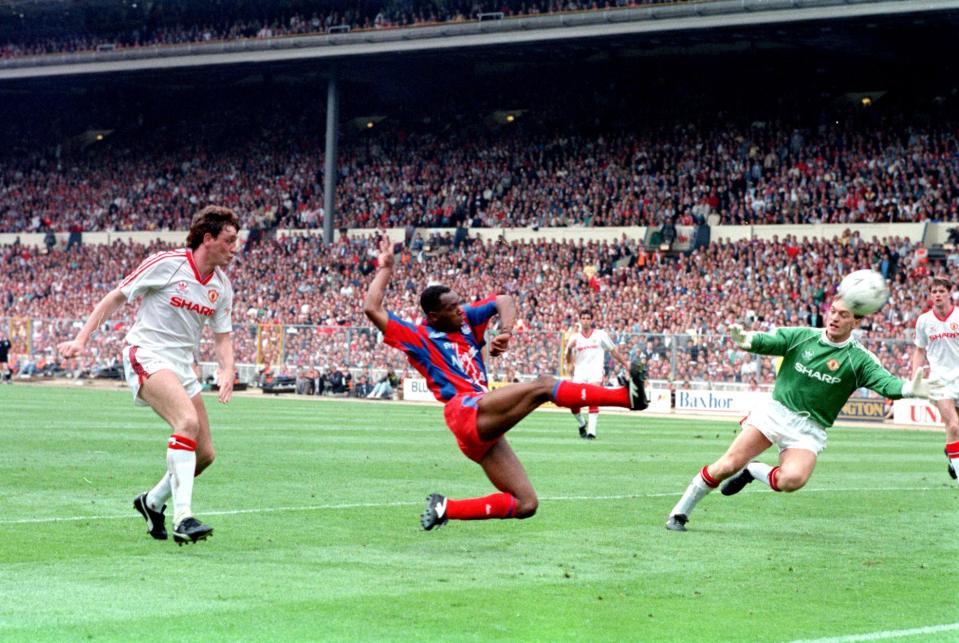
914, 306, 959, 382
568, 329, 615, 382
119, 249, 234, 362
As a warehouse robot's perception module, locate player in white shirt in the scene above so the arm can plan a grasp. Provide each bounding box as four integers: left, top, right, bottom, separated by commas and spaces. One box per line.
911, 277, 959, 484
59, 206, 239, 545
563, 310, 631, 439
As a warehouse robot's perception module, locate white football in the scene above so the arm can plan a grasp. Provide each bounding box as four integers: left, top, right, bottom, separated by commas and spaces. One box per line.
837, 269, 890, 316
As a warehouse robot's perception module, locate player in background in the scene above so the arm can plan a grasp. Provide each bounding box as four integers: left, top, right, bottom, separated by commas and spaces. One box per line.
0, 330, 11, 384
564, 310, 631, 439
665, 296, 940, 532
364, 237, 648, 530
911, 277, 959, 484
58, 206, 239, 545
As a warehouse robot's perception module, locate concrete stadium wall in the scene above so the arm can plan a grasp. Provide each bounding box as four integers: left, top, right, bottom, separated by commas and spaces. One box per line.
0, 221, 936, 248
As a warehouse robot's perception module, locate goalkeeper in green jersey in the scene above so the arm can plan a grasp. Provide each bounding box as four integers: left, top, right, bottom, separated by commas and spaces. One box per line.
666, 296, 943, 532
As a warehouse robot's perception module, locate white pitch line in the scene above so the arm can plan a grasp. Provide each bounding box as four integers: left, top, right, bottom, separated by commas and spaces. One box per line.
788, 621, 959, 642
0, 486, 947, 526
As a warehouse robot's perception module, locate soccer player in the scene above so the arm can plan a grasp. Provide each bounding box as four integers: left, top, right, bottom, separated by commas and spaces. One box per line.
564, 310, 631, 439
0, 331, 11, 384
363, 237, 648, 530
911, 277, 959, 484
665, 296, 941, 532
58, 206, 239, 545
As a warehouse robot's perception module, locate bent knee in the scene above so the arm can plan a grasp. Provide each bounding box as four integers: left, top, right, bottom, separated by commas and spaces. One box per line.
173, 416, 201, 439
775, 472, 809, 492
515, 496, 539, 519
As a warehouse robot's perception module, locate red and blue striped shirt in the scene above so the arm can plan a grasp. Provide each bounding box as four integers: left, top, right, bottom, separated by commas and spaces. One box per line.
383, 295, 498, 402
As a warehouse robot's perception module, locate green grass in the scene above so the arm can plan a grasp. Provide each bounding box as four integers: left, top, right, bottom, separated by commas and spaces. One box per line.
1, 385, 957, 642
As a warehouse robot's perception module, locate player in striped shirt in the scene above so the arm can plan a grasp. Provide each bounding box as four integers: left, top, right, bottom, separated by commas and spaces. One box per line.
911, 277, 959, 484
364, 237, 649, 531
58, 206, 239, 545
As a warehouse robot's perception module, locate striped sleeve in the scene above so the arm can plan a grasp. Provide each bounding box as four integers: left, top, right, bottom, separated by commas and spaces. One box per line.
118, 251, 186, 301
464, 294, 498, 343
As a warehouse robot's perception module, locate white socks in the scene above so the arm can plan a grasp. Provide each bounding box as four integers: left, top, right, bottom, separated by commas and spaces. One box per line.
146, 472, 172, 511
670, 468, 715, 518
746, 462, 773, 486
167, 434, 197, 526
587, 412, 599, 437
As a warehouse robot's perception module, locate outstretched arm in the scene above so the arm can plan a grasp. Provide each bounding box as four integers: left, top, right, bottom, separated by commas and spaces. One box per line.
364, 236, 395, 333
57, 288, 127, 358
488, 294, 516, 357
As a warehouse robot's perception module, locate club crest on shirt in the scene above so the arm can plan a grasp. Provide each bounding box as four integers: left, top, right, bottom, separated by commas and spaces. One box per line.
176, 281, 188, 293
208, 289, 219, 303
826, 358, 840, 371
951, 322, 958, 331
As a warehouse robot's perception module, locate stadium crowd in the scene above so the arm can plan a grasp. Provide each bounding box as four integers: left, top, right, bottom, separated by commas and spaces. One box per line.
1, 115, 957, 235
1, 0, 680, 59
0, 228, 941, 389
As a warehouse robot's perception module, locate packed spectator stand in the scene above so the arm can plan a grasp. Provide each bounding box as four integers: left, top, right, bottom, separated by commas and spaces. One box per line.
1, 113, 956, 235
0, 0, 692, 60
0, 228, 943, 392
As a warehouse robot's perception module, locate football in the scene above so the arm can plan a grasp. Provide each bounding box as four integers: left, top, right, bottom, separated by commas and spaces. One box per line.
837, 269, 890, 316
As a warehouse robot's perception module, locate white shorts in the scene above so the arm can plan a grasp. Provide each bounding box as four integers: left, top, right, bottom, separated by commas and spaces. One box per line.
742, 399, 827, 455
122, 345, 201, 407
929, 381, 959, 405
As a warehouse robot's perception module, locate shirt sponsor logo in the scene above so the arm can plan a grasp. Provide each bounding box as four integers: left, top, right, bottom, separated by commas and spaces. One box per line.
169, 296, 215, 317
794, 361, 841, 384
928, 332, 959, 342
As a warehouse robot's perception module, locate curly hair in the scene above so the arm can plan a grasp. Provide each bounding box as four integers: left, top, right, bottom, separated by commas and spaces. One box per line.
186, 206, 240, 250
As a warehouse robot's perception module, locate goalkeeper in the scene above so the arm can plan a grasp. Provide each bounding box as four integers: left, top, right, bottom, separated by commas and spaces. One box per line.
666, 296, 942, 532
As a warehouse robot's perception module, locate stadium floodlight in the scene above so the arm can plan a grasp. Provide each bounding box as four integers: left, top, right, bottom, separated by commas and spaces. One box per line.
490, 110, 526, 124
348, 116, 385, 131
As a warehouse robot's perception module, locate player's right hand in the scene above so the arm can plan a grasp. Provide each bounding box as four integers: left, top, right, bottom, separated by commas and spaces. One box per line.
377, 235, 395, 270
728, 324, 753, 350
57, 339, 85, 358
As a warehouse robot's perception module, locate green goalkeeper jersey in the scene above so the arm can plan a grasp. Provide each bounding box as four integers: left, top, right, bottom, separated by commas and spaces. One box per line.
749, 326, 905, 429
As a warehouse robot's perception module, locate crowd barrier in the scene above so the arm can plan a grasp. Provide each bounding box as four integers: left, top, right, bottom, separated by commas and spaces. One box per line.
399, 378, 941, 428
4, 315, 940, 427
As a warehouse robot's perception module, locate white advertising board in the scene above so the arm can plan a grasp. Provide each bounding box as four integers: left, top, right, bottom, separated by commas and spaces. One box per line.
646, 388, 672, 413
675, 389, 770, 414
402, 378, 437, 402
892, 399, 942, 427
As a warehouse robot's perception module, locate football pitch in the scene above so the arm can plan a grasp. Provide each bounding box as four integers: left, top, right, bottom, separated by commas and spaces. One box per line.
1, 385, 957, 642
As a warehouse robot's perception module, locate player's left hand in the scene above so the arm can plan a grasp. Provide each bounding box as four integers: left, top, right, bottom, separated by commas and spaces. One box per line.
489, 332, 511, 357
905, 369, 942, 399
217, 368, 234, 403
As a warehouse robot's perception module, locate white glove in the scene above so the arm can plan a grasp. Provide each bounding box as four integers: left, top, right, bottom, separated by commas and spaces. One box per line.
902, 370, 943, 399
728, 323, 753, 350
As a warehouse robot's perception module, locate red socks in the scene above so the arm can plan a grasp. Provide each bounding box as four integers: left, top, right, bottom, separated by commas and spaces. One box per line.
446, 493, 517, 520
552, 380, 628, 409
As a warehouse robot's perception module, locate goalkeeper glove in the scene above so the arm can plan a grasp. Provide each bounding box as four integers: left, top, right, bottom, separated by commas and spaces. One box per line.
902, 370, 943, 399
728, 323, 754, 350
